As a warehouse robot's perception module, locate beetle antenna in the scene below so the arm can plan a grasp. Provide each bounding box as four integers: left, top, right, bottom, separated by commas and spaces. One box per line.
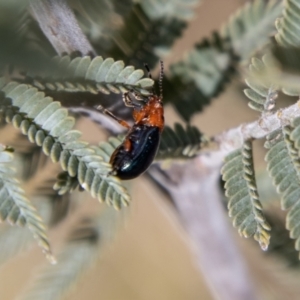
159, 60, 164, 100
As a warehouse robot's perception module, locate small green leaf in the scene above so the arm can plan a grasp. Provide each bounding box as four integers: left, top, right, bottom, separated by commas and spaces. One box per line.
222, 141, 271, 250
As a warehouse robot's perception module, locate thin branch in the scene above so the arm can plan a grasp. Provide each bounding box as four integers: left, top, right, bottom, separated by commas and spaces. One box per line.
29, 0, 95, 56
215, 101, 300, 153
150, 159, 259, 300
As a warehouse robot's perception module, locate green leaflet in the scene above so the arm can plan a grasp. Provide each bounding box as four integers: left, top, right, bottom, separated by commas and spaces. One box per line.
54, 136, 123, 197
255, 0, 300, 96
221, 141, 271, 250
0, 81, 130, 210
69, 0, 282, 123
0, 144, 54, 262
167, 0, 282, 121
262, 46, 300, 96
0, 197, 57, 266
26, 55, 153, 96
79, 2, 190, 69
246, 47, 300, 97
275, 0, 300, 47
53, 171, 81, 195
171, 33, 235, 98
222, 0, 283, 59
265, 124, 300, 256
157, 123, 203, 160
168, 32, 236, 121
244, 57, 278, 114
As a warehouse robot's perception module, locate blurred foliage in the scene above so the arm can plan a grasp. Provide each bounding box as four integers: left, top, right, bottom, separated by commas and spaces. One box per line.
244, 57, 277, 113
167, 0, 282, 121
3, 0, 300, 299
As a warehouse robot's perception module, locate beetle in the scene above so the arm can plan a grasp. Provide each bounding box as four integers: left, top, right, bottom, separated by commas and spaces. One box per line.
97, 61, 164, 180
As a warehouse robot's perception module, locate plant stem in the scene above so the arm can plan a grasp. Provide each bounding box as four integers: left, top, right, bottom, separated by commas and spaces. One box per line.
29, 0, 95, 56
150, 158, 258, 300
214, 101, 300, 153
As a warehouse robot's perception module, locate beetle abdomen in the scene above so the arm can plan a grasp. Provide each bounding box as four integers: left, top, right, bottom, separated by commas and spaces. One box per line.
110, 125, 160, 180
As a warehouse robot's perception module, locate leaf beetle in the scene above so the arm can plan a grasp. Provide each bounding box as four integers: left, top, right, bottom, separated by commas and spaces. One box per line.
98, 61, 164, 180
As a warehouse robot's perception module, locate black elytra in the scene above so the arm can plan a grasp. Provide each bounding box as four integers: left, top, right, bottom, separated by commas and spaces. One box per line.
109, 125, 160, 180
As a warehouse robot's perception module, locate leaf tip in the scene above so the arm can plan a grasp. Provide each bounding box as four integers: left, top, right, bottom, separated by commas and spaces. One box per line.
259, 241, 269, 251
47, 253, 57, 265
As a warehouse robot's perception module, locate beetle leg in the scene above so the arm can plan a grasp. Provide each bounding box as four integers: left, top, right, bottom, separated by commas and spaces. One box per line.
131, 90, 144, 101
123, 92, 143, 108
96, 105, 131, 129
129, 89, 149, 103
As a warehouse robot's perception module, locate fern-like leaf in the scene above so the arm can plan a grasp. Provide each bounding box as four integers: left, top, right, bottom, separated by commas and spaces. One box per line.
161, 75, 210, 122
265, 124, 300, 256
269, 46, 300, 96
92, 4, 188, 69
157, 123, 203, 160
169, 32, 236, 100
77, 0, 198, 68
25, 55, 153, 95
166, 0, 282, 121
167, 32, 236, 121
244, 57, 278, 113
53, 171, 81, 195
0, 144, 54, 262
0, 197, 55, 265
20, 208, 123, 300
275, 0, 300, 47
246, 46, 300, 96
222, 0, 283, 59
254, 0, 300, 96
221, 141, 271, 250
0, 80, 130, 209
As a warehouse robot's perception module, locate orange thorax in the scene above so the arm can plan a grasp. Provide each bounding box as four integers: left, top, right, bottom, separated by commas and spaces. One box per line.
132, 96, 164, 132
